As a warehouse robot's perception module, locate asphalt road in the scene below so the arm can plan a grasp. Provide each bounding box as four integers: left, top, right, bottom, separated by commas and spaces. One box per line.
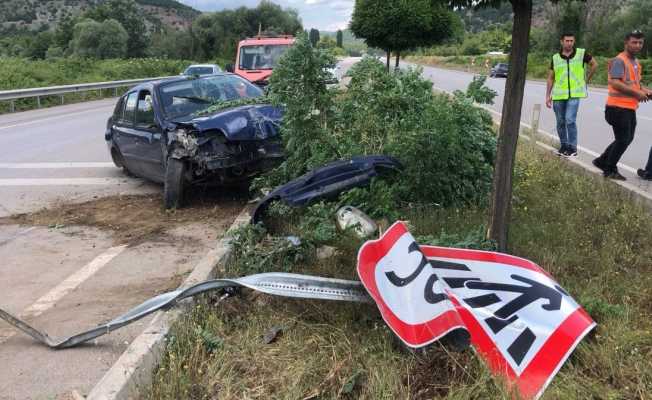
0, 97, 240, 398
405, 61, 652, 185
0, 98, 159, 217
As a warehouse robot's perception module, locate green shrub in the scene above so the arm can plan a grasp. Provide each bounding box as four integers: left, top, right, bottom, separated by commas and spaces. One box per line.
262, 37, 496, 218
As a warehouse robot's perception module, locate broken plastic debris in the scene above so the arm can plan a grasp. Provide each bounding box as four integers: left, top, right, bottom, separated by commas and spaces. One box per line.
336, 206, 377, 238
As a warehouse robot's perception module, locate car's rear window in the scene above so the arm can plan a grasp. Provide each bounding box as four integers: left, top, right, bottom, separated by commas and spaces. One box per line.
159, 75, 264, 119
185, 67, 214, 75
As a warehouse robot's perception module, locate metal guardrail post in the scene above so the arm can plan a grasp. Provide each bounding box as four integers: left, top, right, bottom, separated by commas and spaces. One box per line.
36, 96, 41, 108
61, 95, 64, 105
10, 100, 15, 113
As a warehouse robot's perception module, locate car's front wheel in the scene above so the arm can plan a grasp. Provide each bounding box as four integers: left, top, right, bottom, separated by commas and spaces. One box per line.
164, 158, 186, 209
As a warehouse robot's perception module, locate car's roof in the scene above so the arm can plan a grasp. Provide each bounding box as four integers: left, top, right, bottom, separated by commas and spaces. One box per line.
185, 64, 220, 68
128, 73, 236, 93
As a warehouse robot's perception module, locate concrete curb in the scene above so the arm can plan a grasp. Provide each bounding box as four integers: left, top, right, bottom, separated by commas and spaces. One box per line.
86, 209, 251, 400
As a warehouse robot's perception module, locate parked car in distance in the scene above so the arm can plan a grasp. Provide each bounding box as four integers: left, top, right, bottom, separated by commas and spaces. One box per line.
105, 74, 284, 209
181, 64, 222, 76
490, 63, 509, 78
324, 64, 339, 84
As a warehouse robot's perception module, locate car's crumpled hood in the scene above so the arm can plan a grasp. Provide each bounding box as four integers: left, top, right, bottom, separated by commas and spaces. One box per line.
173, 104, 283, 141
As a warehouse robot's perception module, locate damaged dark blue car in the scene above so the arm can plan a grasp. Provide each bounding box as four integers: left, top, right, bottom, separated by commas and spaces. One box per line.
105, 73, 283, 208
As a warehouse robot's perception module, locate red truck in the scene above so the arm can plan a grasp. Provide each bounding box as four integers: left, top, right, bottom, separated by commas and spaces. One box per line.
226, 35, 295, 87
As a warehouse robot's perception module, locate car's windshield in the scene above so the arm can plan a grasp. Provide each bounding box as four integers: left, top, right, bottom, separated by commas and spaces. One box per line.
238, 45, 289, 70
184, 66, 215, 76
159, 75, 263, 119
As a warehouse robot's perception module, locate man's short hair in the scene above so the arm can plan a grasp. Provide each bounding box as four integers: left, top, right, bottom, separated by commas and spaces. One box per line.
625, 30, 644, 41
560, 32, 575, 40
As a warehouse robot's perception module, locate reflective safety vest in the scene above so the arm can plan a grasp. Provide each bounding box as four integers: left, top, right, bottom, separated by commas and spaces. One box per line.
606, 52, 642, 110
552, 48, 588, 100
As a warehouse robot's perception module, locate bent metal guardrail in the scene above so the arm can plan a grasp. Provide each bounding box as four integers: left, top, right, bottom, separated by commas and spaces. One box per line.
0, 76, 174, 112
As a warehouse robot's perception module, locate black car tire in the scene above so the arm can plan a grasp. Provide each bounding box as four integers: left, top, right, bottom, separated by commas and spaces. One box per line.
164, 158, 186, 209
111, 147, 135, 177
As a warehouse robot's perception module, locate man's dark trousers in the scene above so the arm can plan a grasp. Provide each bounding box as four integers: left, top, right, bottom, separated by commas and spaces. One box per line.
596, 106, 637, 172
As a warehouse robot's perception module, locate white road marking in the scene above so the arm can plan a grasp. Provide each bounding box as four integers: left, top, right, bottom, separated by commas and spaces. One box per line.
0, 162, 115, 169
0, 245, 127, 344
0, 104, 113, 131
0, 178, 131, 186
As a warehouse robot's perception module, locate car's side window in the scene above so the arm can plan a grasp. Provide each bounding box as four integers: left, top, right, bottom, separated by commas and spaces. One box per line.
112, 96, 124, 122
122, 92, 138, 127
135, 90, 155, 129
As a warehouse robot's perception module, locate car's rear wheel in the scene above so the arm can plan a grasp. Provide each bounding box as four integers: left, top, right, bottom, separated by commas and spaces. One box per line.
164, 158, 186, 209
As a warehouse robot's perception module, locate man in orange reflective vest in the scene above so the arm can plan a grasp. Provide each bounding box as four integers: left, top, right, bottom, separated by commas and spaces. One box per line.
592, 30, 652, 180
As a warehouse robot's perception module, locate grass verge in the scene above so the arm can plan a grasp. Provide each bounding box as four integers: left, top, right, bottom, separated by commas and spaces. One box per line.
144, 140, 652, 399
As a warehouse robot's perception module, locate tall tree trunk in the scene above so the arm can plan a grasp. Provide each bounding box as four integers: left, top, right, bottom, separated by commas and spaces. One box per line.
487, 0, 532, 252
386, 50, 390, 71
395, 51, 400, 70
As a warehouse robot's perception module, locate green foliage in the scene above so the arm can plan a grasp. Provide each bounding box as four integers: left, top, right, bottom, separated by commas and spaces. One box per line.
190, 1, 302, 62
457, 75, 498, 105
296, 202, 339, 243
264, 33, 337, 186
420, 23, 512, 56
71, 19, 129, 59
148, 27, 194, 60
0, 57, 190, 91
309, 28, 320, 47
262, 43, 496, 218
193, 327, 222, 353
416, 227, 496, 251
84, 0, 149, 58
351, 0, 458, 63
336, 29, 343, 48
227, 223, 310, 276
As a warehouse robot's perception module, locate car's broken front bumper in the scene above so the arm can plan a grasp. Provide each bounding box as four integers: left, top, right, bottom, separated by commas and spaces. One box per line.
201, 140, 284, 171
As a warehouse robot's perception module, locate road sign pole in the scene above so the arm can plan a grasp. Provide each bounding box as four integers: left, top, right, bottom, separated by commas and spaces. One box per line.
531, 103, 541, 141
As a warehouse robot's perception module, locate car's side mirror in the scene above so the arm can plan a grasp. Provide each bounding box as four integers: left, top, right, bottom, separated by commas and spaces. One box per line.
225, 64, 234, 73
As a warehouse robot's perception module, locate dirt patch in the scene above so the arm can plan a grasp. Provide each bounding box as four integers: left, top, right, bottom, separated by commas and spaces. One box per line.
0, 188, 247, 245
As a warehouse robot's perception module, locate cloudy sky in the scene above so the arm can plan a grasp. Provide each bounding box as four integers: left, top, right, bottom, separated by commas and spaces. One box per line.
178, 0, 354, 31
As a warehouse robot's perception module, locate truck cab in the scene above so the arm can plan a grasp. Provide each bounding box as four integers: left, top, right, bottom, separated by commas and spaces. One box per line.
228, 36, 295, 87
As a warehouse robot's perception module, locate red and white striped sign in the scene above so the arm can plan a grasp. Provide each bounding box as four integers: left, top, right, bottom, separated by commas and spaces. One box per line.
357, 221, 595, 399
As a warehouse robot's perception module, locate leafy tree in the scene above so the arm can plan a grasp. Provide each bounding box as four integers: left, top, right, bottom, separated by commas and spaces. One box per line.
148, 27, 194, 60
444, 0, 580, 252
351, 0, 458, 70
52, 16, 79, 54
84, 0, 148, 58
309, 28, 320, 47
188, 2, 302, 62
70, 19, 128, 59
336, 29, 343, 47
24, 31, 53, 59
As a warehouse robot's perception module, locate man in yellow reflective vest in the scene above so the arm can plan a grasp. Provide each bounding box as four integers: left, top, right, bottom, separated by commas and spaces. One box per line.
546, 33, 598, 157
592, 30, 652, 181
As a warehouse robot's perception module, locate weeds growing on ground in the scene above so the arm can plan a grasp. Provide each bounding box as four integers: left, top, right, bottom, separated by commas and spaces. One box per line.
146, 140, 652, 399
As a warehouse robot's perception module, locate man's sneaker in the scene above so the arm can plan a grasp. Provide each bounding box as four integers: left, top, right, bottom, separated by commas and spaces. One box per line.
566, 148, 578, 157
637, 168, 652, 181
556, 146, 566, 156
604, 171, 626, 181
592, 157, 607, 172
